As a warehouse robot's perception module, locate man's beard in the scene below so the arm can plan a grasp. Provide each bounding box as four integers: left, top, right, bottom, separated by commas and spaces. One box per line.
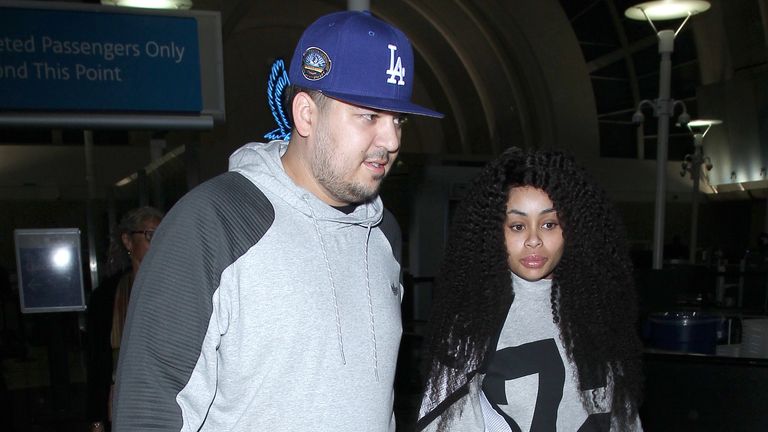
311, 121, 387, 204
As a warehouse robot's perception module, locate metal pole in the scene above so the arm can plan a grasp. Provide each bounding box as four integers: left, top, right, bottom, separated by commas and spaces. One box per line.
347, 0, 369, 11
689, 134, 703, 263
652, 29, 675, 270
185, 141, 201, 190
84, 130, 99, 290
137, 169, 149, 208
150, 137, 166, 209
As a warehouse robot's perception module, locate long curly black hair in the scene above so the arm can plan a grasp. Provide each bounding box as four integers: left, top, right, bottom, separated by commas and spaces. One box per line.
421, 147, 643, 430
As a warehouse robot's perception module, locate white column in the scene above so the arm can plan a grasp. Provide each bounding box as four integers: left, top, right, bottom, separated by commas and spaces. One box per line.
652, 29, 676, 269
347, 0, 370, 11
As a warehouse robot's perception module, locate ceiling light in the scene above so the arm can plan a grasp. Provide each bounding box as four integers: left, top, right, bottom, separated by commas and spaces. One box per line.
687, 118, 722, 140
625, 1, 711, 21
101, 0, 193, 10
686, 119, 722, 128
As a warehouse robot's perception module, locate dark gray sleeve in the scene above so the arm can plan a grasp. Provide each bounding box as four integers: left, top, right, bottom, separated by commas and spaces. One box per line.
379, 207, 402, 266
112, 172, 274, 431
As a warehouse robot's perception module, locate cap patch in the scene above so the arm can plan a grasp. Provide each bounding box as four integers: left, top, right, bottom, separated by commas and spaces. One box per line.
301, 47, 331, 81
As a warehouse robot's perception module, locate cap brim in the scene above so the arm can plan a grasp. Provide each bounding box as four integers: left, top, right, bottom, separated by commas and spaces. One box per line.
321, 91, 444, 119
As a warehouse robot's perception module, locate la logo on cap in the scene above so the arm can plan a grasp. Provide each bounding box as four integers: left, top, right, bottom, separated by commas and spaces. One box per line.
386, 44, 405, 86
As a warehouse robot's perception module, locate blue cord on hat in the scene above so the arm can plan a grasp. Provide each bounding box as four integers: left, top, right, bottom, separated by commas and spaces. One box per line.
264, 59, 292, 141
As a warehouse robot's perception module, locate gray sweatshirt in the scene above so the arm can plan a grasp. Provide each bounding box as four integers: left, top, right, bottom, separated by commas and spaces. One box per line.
113, 140, 403, 431
419, 274, 642, 431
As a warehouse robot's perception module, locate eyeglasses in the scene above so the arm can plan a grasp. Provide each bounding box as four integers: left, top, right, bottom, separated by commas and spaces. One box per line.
130, 230, 155, 242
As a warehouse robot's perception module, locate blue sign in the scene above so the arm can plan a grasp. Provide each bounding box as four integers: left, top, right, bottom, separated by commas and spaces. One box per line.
0, 7, 202, 113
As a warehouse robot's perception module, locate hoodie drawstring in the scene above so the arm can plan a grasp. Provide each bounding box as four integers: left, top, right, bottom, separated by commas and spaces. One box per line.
305, 197, 346, 365
304, 196, 381, 381
364, 223, 379, 382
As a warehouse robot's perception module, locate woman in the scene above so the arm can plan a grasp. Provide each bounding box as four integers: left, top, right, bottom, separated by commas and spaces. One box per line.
110, 207, 163, 360
87, 206, 164, 432
418, 148, 643, 431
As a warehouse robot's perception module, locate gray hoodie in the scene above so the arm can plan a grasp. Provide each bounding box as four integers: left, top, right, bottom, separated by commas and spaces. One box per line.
113, 141, 403, 432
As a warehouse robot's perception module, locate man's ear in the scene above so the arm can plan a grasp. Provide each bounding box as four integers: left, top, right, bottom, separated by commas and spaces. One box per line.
292, 92, 315, 138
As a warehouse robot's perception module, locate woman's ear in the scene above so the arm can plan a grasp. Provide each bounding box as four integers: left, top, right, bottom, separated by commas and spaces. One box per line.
121, 233, 132, 254
292, 92, 315, 138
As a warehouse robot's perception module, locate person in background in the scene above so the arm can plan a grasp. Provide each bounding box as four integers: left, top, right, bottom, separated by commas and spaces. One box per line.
418, 147, 644, 431
113, 10, 442, 432
86, 206, 164, 432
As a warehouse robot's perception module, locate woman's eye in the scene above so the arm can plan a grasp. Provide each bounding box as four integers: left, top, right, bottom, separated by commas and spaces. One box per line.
509, 224, 524, 232
542, 222, 558, 230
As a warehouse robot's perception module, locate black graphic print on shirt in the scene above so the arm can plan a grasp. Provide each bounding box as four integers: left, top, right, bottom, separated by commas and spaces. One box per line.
483, 339, 564, 432
482, 338, 611, 432
577, 413, 611, 432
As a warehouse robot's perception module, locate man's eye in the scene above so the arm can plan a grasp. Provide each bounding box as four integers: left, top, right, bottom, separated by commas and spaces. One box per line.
395, 116, 409, 127
360, 114, 376, 121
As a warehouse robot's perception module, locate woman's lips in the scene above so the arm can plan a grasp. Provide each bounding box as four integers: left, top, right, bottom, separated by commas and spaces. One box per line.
521, 255, 548, 268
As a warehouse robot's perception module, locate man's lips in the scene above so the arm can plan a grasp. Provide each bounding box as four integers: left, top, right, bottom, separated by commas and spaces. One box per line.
364, 159, 388, 172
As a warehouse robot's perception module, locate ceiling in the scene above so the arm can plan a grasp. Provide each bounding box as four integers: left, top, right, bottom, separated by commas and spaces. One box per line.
0, 0, 764, 202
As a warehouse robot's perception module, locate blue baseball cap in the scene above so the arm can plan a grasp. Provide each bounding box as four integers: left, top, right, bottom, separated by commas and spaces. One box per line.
288, 10, 444, 118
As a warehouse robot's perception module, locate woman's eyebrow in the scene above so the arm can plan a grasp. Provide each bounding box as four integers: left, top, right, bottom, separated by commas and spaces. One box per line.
506, 208, 556, 215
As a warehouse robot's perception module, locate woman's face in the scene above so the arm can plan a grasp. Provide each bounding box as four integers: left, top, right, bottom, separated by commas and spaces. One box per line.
503, 186, 564, 281
122, 217, 161, 269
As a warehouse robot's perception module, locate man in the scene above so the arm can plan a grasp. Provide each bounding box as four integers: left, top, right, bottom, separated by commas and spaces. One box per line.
112, 10, 442, 432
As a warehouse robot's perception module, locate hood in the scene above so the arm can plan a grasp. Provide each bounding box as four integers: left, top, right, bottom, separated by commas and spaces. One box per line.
229, 140, 391, 380
228, 141, 384, 227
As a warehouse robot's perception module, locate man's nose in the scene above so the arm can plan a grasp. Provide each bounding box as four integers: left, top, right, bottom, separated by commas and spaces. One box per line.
376, 116, 401, 153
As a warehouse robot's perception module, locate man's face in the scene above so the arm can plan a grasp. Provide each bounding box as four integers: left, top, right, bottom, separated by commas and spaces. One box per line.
309, 97, 406, 206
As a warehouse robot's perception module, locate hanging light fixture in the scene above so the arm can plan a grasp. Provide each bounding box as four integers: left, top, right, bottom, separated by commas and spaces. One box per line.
681, 118, 720, 263
625, 1, 711, 21
101, 0, 193, 10
625, 0, 711, 270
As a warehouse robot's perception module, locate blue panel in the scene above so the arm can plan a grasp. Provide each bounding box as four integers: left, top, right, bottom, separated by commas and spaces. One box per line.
0, 7, 202, 113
